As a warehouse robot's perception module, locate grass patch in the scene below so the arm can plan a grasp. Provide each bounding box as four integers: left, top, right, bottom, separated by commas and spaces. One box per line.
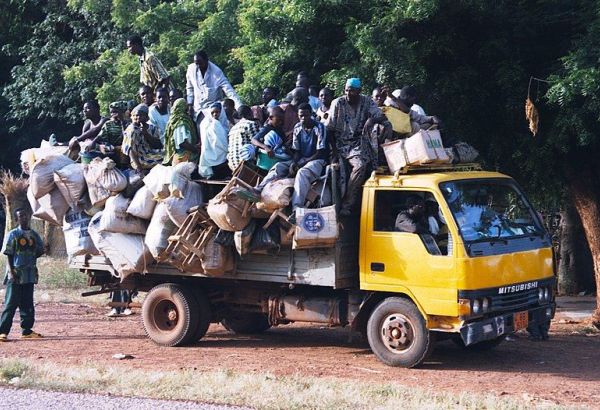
0, 359, 29, 381
0, 358, 565, 409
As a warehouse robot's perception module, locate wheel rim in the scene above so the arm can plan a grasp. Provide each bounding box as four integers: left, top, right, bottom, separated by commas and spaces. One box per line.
380, 313, 415, 354
152, 299, 179, 331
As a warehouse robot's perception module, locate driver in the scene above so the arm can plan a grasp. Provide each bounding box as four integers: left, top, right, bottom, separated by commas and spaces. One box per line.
395, 195, 430, 234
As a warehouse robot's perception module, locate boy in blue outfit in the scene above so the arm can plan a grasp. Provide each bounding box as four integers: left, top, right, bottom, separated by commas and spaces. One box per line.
0, 209, 44, 341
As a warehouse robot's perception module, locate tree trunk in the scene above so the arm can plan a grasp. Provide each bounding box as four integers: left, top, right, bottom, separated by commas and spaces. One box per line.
558, 201, 594, 294
568, 171, 600, 327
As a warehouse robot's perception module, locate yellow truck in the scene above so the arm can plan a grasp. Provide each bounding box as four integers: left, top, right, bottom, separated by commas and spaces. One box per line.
72, 164, 555, 367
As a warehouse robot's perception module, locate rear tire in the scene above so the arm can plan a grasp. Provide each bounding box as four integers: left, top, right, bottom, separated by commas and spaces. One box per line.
142, 283, 199, 346
366, 297, 434, 368
222, 312, 271, 334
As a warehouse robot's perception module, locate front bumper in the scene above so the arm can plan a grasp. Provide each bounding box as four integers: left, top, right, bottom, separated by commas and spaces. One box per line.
460, 303, 555, 346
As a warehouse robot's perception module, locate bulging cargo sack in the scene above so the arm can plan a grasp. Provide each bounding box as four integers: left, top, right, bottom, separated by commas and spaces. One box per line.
127, 185, 156, 220
28, 186, 70, 226
256, 178, 295, 212
170, 162, 197, 198
63, 207, 98, 259
145, 201, 177, 258
382, 129, 449, 173
207, 195, 251, 232
30, 154, 75, 199
84, 158, 127, 206
201, 236, 234, 275
163, 180, 204, 227
54, 163, 86, 208
234, 219, 256, 256
143, 164, 173, 200
88, 212, 153, 280
21, 145, 70, 176
452, 142, 479, 163
99, 194, 148, 235
293, 205, 339, 249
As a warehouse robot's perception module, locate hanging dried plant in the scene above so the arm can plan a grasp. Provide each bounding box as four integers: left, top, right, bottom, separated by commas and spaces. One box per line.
525, 97, 539, 136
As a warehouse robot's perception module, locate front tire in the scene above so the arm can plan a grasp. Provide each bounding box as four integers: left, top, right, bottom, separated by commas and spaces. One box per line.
366, 297, 434, 368
142, 283, 199, 346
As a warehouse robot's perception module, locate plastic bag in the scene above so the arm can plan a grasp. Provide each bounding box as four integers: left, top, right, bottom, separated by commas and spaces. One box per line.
127, 185, 156, 220
89, 212, 153, 280
54, 163, 87, 208
163, 180, 204, 227
99, 194, 148, 235
143, 164, 173, 200
256, 178, 295, 212
30, 154, 75, 199
214, 229, 235, 247
145, 201, 177, 258
121, 168, 144, 199
63, 207, 98, 260
250, 224, 281, 254
453, 142, 479, 163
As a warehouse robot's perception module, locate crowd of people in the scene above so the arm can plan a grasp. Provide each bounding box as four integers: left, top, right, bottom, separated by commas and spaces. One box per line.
67, 34, 442, 219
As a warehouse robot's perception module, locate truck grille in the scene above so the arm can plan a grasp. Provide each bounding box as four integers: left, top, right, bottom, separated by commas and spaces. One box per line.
490, 289, 538, 313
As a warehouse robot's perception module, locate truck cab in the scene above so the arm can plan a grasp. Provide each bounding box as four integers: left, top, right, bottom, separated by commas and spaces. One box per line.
356, 167, 555, 366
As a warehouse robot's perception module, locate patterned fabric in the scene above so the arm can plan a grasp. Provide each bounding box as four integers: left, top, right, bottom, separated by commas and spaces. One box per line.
324, 95, 387, 161
163, 98, 197, 165
139, 50, 169, 90
292, 119, 327, 160
227, 118, 259, 171
122, 123, 164, 170
3, 228, 44, 285
97, 119, 126, 146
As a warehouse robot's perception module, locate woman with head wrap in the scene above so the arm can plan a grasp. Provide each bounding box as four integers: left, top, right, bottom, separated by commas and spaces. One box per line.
198, 102, 231, 179
163, 98, 199, 165
86, 100, 131, 165
122, 103, 164, 173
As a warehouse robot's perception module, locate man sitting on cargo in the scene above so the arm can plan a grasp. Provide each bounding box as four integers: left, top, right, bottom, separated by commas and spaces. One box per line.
316, 87, 333, 123
385, 86, 439, 134
227, 105, 260, 171
254, 103, 329, 215
372, 87, 387, 107
122, 104, 164, 174
149, 87, 170, 146
395, 195, 430, 234
251, 106, 289, 158
324, 77, 392, 216
280, 87, 309, 144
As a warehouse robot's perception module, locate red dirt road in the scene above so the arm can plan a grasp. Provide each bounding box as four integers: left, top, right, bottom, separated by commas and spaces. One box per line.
1, 302, 599, 407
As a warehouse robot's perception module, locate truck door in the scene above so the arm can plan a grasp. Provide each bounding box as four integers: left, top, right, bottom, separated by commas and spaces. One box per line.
361, 189, 457, 316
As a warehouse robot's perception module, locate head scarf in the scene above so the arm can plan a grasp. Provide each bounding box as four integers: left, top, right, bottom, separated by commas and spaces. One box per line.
210, 102, 222, 111
163, 98, 198, 164
131, 103, 149, 115
345, 77, 361, 89
109, 101, 128, 112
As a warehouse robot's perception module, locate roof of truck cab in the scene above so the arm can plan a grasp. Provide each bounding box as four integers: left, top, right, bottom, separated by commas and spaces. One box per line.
364, 169, 512, 190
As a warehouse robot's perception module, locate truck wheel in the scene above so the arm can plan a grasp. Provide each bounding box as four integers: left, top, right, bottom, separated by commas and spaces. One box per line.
366, 297, 434, 368
190, 289, 212, 341
222, 312, 271, 334
453, 335, 505, 351
142, 283, 199, 347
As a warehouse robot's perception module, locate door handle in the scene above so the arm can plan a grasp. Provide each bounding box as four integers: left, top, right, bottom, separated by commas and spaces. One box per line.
371, 262, 385, 272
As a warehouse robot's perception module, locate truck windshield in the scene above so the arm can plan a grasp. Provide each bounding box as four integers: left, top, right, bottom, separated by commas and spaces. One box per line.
439, 179, 544, 243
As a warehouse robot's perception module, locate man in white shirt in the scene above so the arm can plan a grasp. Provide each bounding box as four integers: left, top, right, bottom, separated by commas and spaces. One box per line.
186, 50, 242, 134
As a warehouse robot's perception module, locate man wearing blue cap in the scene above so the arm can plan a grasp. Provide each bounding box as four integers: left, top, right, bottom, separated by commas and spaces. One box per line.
324, 77, 391, 216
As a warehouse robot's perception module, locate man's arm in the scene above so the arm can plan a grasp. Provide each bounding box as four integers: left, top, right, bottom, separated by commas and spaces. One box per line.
149, 55, 170, 86
4, 233, 16, 283
216, 69, 242, 108
186, 65, 195, 116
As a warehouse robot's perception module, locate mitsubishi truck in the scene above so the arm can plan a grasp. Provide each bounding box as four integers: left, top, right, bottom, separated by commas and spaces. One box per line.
71, 164, 556, 368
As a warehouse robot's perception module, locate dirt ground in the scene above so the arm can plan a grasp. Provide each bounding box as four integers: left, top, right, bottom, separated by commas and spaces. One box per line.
1, 302, 599, 407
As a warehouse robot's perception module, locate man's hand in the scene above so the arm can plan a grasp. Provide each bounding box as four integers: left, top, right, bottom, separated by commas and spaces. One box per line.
265, 148, 274, 158
363, 118, 375, 135
8, 268, 17, 284
289, 162, 299, 176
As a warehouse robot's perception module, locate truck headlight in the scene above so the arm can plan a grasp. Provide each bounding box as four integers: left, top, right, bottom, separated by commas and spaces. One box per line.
472, 299, 481, 315
482, 297, 490, 312
544, 288, 549, 301
538, 288, 544, 302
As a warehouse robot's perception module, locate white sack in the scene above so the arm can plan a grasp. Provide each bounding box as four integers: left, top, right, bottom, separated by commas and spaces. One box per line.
163, 180, 204, 227
89, 212, 153, 280
21, 145, 69, 176
63, 207, 98, 259
29, 187, 70, 226
30, 154, 75, 199
99, 194, 148, 235
169, 162, 197, 198
143, 165, 173, 200
127, 185, 156, 220
145, 201, 177, 258
83, 157, 127, 206
54, 163, 87, 208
